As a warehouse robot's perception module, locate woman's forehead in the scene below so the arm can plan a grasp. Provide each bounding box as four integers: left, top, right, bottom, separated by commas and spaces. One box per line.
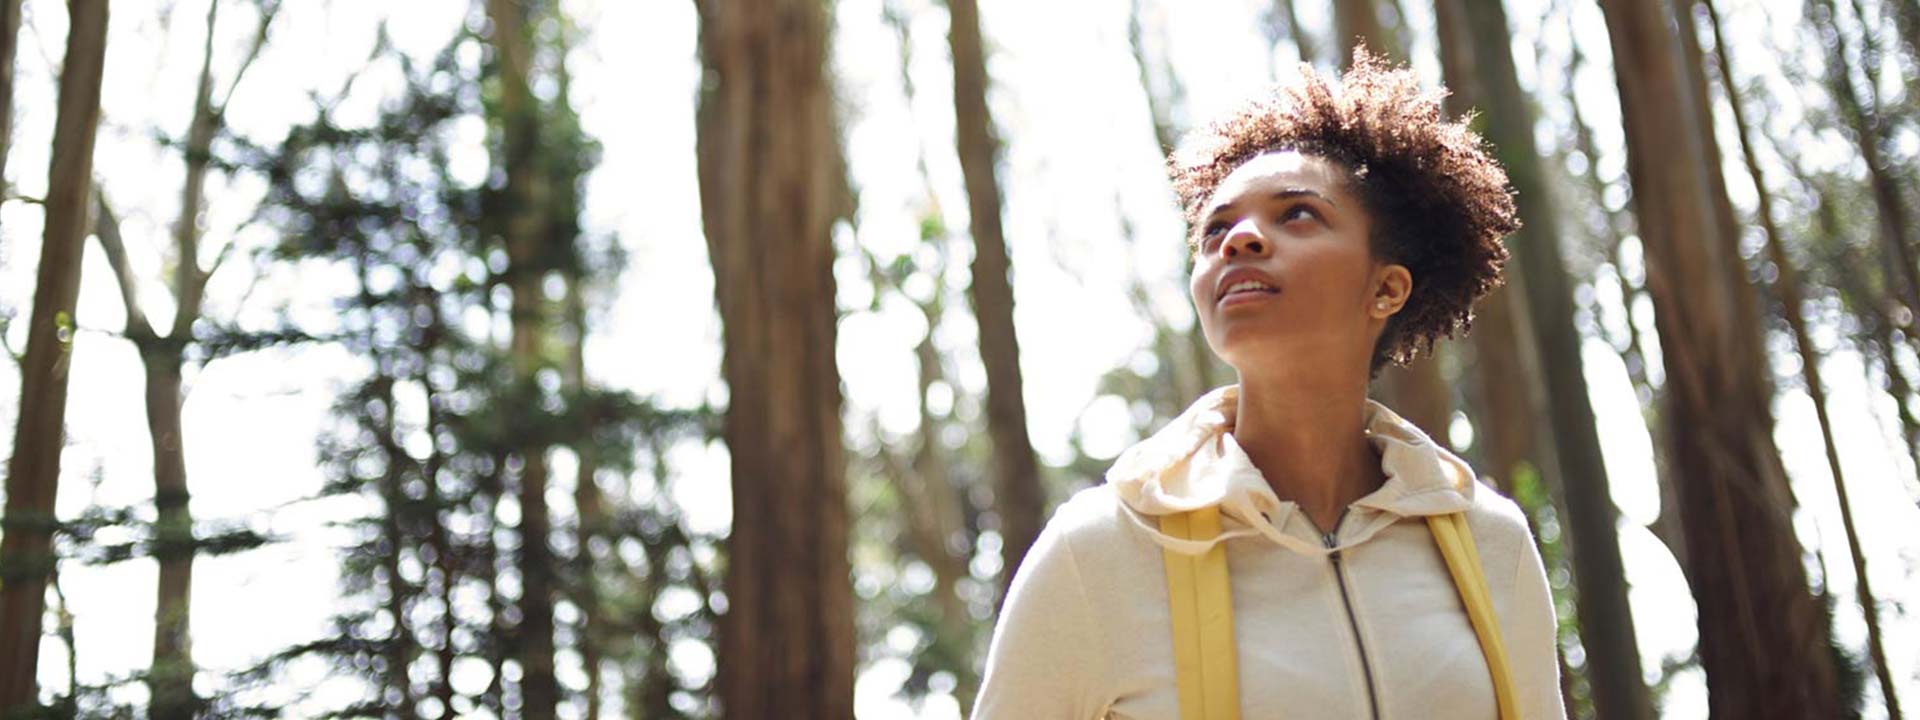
1207, 151, 1349, 208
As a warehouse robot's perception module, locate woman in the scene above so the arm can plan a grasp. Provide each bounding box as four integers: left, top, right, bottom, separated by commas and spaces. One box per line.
971, 52, 1565, 719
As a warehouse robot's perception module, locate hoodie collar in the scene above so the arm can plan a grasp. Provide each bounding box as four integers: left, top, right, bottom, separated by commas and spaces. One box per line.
1104, 385, 1476, 556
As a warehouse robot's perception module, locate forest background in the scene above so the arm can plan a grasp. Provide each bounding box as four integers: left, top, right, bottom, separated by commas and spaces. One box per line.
1, 0, 1918, 717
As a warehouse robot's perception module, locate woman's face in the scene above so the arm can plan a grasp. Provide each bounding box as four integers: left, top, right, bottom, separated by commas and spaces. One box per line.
1187, 151, 1410, 376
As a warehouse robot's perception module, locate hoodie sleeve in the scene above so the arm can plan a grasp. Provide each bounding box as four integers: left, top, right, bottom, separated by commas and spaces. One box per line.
1511, 531, 1569, 720
971, 510, 1110, 720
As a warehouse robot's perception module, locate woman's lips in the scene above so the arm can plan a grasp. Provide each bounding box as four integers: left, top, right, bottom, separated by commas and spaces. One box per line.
1217, 287, 1278, 308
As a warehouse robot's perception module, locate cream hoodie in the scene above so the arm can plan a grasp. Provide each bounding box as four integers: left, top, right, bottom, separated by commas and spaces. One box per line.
972, 386, 1566, 719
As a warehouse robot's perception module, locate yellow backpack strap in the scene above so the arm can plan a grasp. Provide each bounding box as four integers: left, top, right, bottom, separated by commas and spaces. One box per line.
1159, 507, 1240, 720
1427, 511, 1518, 720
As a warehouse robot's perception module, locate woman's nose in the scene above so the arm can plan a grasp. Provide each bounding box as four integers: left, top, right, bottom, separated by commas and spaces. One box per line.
1222, 218, 1269, 259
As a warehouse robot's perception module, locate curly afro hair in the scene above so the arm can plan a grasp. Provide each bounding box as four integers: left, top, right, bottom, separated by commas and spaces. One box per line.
1168, 49, 1519, 372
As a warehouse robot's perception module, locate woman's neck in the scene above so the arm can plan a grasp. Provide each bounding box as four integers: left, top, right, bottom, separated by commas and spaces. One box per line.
1231, 367, 1386, 535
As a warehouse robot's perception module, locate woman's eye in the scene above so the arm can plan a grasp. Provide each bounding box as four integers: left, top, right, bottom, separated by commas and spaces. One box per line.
1202, 221, 1229, 238
1278, 205, 1317, 224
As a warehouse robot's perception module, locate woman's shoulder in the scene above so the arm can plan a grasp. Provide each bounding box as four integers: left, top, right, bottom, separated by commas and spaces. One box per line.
1456, 476, 1547, 592
1033, 484, 1164, 571
1461, 478, 1534, 540
1044, 483, 1140, 542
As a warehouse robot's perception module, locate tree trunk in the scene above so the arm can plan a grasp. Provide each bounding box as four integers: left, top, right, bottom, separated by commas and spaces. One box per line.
143, 2, 224, 712
1438, 1, 1655, 716
1671, 0, 1772, 396
693, 0, 856, 715
1707, 2, 1901, 714
947, 0, 1044, 598
485, 0, 558, 715
143, 345, 197, 719
370, 372, 419, 713
0, 0, 108, 711
1596, 0, 1839, 715
0, 0, 21, 250
565, 282, 606, 720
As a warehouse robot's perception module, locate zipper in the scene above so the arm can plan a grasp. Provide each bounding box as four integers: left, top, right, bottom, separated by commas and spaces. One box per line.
1321, 509, 1382, 720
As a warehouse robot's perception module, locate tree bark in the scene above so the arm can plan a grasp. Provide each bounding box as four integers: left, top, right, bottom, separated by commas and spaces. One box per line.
0, 0, 108, 712
693, 0, 856, 715
0, 0, 21, 250
1671, 0, 1772, 395
485, 0, 558, 715
1438, 1, 1654, 716
142, 3, 224, 713
1706, 1, 1902, 714
947, 0, 1044, 599
1596, 0, 1839, 715
565, 281, 606, 720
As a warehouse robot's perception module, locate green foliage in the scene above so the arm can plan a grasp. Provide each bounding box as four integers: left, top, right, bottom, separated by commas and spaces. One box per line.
224, 16, 718, 715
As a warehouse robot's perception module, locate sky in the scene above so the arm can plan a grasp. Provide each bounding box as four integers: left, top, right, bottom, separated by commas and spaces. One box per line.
0, 0, 1915, 717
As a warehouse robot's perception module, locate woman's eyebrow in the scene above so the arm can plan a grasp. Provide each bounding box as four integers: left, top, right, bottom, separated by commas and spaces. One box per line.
1271, 188, 1335, 206
1205, 187, 1336, 219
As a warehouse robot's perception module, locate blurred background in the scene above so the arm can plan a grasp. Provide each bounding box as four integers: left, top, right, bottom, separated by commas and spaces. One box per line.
0, 0, 1916, 717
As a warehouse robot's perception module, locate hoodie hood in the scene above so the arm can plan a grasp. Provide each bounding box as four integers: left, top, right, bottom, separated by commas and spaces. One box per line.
1105, 385, 1478, 557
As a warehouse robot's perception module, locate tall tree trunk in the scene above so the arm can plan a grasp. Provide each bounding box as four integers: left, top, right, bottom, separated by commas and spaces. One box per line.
420, 367, 460, 717
0, 0, 20, 250
1708, 5, 1902, 714
947, 0, 1044, 597
370, 370, 420, 713
143, 343, 197, 719
548, 20, 603, 715
565, 282, 606, 720
0, 0, 108, 711
485, 0, 558, 715
144, 3, 226, 713
1438, 1, 1654, 716
693, 0, 856, 715
1596, 0, 1839, 715
1671, 0, 1772, 393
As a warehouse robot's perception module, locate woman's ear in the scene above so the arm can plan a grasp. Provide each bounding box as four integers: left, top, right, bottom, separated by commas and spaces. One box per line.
1369, 264, 1412, 320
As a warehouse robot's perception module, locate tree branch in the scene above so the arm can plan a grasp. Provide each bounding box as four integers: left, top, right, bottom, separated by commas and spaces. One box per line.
211, 0, 283, 122
92, 189, 157, 340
